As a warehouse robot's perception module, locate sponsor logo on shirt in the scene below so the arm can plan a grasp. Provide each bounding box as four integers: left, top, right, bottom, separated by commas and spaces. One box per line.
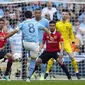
47, 40, 57, 43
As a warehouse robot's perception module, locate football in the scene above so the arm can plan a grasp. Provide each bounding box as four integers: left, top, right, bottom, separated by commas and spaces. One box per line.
13, 53, 22, 60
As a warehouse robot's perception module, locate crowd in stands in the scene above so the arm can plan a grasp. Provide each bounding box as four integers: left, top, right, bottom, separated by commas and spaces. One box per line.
0, 1, 85, 54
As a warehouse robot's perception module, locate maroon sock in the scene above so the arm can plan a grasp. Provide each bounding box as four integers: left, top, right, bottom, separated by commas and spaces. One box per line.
4, 59, 13, 76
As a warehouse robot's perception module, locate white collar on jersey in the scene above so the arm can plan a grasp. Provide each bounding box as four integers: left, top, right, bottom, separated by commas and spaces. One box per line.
26, 19, 32, 21
0, 30, 3, 32
49, 30, 56, 34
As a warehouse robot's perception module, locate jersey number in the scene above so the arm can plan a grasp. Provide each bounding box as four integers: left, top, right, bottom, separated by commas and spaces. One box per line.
28, 23, 35, 33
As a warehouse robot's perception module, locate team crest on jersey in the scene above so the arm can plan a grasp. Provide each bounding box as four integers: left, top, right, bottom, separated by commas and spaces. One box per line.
54, 36, 57, 39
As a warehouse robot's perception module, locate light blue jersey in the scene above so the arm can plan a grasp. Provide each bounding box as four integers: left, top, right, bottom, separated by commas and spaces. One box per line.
9, 28, 22, 53
18, 19, 45, 42
32, 18, 49, 43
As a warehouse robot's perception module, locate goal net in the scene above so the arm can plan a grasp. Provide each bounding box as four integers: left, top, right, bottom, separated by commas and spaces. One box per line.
0, 0, 85, 80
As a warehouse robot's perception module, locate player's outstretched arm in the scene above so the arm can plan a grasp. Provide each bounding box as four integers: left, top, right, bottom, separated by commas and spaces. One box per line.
4, 29, 18, 39
39, 43, 44, 53
43, 28, 54, 41
0, 45, 6, 51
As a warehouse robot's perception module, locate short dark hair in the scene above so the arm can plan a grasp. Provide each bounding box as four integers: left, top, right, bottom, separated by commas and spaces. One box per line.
0, 18, 4, 22
5, 8, 9, 12
62, 9, 69, 12
49, 20, 56, 24
24, 11, 32, 18
58, 4, 63, 7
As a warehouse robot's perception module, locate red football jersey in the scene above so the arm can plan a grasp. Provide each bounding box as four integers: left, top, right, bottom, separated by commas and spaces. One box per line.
43, 31, 63, 52
0, 31, 7, 48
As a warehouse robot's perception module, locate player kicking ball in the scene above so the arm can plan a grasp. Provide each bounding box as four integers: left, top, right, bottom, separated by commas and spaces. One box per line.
2, 11, 53, 82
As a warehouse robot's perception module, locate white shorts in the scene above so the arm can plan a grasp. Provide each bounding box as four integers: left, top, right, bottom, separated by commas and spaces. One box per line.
23, 40, 39, 58
12, 53, 22, 60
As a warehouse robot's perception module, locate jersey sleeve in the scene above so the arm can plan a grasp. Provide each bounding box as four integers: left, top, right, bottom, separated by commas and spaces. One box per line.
17, 22, 23, 30
69, 24, 75, 42
37, 22, 45, 30
4, 33, 8, 43
58, 33, 63, 42
46, 20, 49, 28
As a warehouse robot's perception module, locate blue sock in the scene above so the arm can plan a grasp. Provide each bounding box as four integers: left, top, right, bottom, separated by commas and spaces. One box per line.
41, 64, 46, 73
28, 59, 36, 78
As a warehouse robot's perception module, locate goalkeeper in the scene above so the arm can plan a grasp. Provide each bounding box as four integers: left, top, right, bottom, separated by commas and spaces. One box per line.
45, 9, 80, 79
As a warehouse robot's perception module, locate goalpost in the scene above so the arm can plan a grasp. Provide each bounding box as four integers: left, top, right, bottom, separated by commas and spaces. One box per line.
0, 0, 85, 80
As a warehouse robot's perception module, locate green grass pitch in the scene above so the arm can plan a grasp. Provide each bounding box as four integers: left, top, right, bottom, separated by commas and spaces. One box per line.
0, 80, 85, 85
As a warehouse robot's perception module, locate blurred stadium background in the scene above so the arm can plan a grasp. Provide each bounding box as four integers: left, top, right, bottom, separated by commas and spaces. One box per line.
0, 0, 85, 81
